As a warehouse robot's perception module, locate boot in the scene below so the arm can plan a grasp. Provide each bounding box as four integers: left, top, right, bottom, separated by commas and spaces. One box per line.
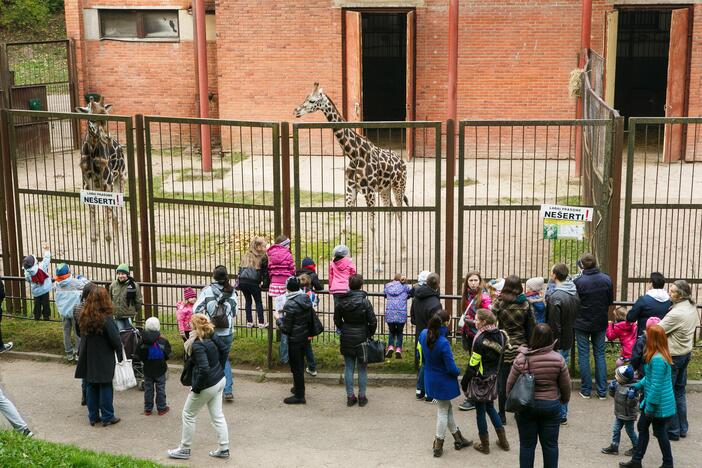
451, 429, 472, 450
495, 426, 510, 451
618, 461, 642, 468
474, 433, 490, 454
433, 437, 444, 457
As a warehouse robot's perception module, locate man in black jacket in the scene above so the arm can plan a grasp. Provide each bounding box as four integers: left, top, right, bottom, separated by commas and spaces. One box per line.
410, 272, 442, 400
573, 253, 613, 400
546, 262, 580, 423
279, 276, 313, 404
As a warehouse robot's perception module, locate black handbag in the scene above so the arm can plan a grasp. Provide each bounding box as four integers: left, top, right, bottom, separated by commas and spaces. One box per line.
465, 332, 505, 402
309, 310, 324, 337
505, 354, 535, 413
180, 355, 194, 387
357, 339, 386, 364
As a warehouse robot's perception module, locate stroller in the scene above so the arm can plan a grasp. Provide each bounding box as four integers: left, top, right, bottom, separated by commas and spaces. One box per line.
119, 326, 145, 390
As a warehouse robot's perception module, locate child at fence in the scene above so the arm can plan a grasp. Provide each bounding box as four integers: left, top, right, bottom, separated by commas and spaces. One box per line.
486, 278, 504, 306
606, 306, 637, 367
109, 263, 143, 331
328, 245, 356, 301
53, 263, 89, 361
296, 257, 322, 292
176, 288, 196, 342
299, 274, 318, 376
384, 273, 413, 359
630, 316, 661, 378
238, 236, 270, 328
0, 279, 11, 353
601, 365, 639, 456
137, 317, 173, 416
268, 236, 295, 364
22, 242, 52, 321
525, 276, 546, 324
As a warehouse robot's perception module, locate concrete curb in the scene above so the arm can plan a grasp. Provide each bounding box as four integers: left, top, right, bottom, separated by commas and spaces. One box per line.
5, 350, 702, 391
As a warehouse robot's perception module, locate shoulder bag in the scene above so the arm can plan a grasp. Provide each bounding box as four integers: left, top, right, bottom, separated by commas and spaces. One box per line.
505, 352, 535, 413
113, 348, 137, 391
465, 333, 505, 402
357, 339, 386, 364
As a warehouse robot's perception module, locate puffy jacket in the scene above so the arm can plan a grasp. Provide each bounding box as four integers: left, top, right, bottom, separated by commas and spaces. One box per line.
280, 291, 314, 345
384, 280, 413, 324
418, 327, 461, 401
75, 316, 123, 384
461, 327, 506, 390
630, 334, 646, 376
633, 353, 676, 418
109, 278, 143, 319
238, 256, 269, 288
410, 285, 442, 336
193, 282, 238, 336
266, 245, 295, 286
507, 343, 571, 403
23, 250, 52, 297
176, 301, 194, 333
137, 331, 172, 378
54, 276, 88, 318
295, 267, 322, 291
609, 381, 638, 421
606, 320, 637, 359
573, 268, 613, 332
626, 290, 671, 337
546, 281, 579, 351
493, 295, 535, 364
328, 256, 357, 294
659, 299, 698, 357
334, 290, 377, 357
460, 289, 492, 340
190, 334, 228, 393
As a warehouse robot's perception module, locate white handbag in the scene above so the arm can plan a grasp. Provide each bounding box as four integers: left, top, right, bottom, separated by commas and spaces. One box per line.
113, 348, 137, 391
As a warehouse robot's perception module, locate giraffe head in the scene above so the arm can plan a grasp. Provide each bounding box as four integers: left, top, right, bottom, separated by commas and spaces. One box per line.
76, 96, 112, 137
293, 83, 329, 118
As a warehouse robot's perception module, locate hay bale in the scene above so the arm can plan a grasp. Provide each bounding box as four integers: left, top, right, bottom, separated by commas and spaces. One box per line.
569, 68, 585, 98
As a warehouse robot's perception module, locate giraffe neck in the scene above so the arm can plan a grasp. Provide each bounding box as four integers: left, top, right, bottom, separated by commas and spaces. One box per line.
319, 96, 363, 157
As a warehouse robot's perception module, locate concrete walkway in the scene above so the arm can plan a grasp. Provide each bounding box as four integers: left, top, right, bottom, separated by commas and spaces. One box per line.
0, 358, 699, 467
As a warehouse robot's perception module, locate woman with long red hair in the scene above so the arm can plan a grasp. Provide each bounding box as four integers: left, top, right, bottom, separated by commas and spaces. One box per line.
619, 325, 676, 468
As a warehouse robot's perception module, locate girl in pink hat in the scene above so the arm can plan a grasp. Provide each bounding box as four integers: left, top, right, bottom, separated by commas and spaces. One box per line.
176, 287, 197, 341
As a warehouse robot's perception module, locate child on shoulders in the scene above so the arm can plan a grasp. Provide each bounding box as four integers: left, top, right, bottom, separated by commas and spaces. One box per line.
525, 277, 546, 324
606, 307, 637, 367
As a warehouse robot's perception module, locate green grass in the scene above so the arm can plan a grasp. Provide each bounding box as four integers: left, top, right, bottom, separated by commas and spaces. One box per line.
221, 151, 248, 165
171, 167, 228, 182
0, 430, 169, 467
296, 232, 363, 263
550, 238, 588, 274
441, 177, 479, 188
555, 195, 582, 205
156, 233, 227, 263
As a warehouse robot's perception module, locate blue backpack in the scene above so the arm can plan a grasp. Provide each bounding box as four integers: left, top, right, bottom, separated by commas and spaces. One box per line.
147, 340, 165, 361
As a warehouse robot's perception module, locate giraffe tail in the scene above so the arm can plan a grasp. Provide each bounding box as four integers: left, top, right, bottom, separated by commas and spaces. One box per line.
403, 195, 409, 206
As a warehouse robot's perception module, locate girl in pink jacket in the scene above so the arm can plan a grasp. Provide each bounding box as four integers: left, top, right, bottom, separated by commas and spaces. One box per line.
267, 235, 296, 300
176, 287, 196, 341
606, 307, 637, 366
328, 245, 357, 297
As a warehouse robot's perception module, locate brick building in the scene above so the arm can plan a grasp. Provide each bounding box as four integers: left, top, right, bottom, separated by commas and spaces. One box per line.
64, 1, 702, 124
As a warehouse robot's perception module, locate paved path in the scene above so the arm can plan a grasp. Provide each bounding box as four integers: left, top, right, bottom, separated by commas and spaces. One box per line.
0, 359, 699, 467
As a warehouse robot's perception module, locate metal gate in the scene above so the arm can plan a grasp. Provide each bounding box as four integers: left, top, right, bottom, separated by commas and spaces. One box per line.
621, 117, 702, 300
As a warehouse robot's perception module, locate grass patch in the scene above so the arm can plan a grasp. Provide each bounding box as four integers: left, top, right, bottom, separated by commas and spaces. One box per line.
441, 177, 479, 188
550, 238, 589, 275
0, 430, 169, 467
172, 167, 228, 182
296, 232, 363, 263
220, 151, 248, 165
555, 195, 582, 205
157, 233, 227, 263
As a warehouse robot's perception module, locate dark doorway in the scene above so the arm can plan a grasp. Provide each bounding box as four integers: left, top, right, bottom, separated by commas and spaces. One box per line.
361, 13, 406, 122
614, 10, 671, 120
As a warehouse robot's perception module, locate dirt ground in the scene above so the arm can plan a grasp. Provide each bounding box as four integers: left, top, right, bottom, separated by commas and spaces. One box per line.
1, 359, 700, 467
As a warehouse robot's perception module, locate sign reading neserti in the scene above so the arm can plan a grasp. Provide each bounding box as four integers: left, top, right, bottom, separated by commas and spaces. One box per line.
80, 190, 124, 207
540, 204, 593, 240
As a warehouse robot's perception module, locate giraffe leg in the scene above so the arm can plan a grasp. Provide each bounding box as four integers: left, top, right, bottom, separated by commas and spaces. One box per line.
392, 179, 408, 260
89, 204, 99, 243
341, 174, 358, 246
379, 188, 396, 273
363, 190, 384, 273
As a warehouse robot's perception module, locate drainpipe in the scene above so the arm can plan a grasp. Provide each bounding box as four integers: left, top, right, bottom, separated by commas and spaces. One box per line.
194, 0, 211, 171
575, 0, 592, 175
445, 0, 459, 316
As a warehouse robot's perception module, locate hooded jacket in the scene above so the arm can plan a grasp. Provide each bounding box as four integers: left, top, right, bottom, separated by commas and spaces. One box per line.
606, 320, 637, 359
659, 299, 698, 356
109, 277, 143, 319
418, 326, 461, 401
410, 284, 442, 336
492, 295, 535, 364
193, 282, 238, 336
266, 244, 295, 286
334, 290, 377, 357
23, 250, 52, 297
573, 268, 613, 332
633, 353, 676, 419
384, 280, 413, 324
507, 343, 571, 403
137, 330, 172, 378
54, 275, 89, 319
328, 256, 357, 294
280, 291, 314, 345
546, 280, 579, 351
627, 289, 671, 337
609, 381, 638, 421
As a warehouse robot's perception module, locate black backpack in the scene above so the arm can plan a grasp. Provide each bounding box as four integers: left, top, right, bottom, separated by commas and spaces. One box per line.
211, 297, 230, 329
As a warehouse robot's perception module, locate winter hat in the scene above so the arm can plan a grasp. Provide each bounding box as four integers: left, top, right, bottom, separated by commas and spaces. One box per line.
526, 277, 545, 292
183, 287, 196, 300
22, 256, 36, 270
301, 257, 316, 271
116, 263, 129, 274
286, 275, 300, 292
645, 316, 661, 329
332, 244, 349, 258
489, 278, 505, 292
417, 271, 431, 285
213, 265, 229, 283
54, 263, 70, 277
144, 317, 160, 332
615, 365, 634, 384
278, 237, 291, 247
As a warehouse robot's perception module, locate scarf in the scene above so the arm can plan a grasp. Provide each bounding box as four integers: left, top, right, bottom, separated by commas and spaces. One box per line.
473, 323, 498, 344
303, 264, 317, 273
31, 268, 49, 285
183, 334, 197, 357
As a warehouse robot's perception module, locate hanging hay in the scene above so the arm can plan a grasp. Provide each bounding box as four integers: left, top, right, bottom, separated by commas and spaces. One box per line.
568, 68, 585, 98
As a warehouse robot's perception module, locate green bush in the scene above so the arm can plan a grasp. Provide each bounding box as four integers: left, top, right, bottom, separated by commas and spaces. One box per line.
0, 0, 51, 30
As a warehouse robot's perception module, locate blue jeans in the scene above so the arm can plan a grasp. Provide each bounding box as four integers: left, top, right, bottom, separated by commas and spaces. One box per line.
475, 400, 503, 435
387, 323, 405, 349
575, 329, 607, 396
515, 399, 561, 468
144, 374, 167, 412
279, 333, 289, 364
557, 349, 570, 419
85, 382, 115, 423
344, 355, 367, 397
218, 333, 234, 395
304, 341, 316, 372
612, 417, 638, 446
633, 412, 672, 466
668, 352, 690, 437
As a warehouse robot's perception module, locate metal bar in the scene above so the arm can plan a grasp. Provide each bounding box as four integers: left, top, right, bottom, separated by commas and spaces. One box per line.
4, 39, 70, 46
434, 122, 443, 277
292, 125, 301, 265
460, 205, 541, 211
296, 206, 437, 213
272, 122, 282, 236
144, 115, 278, 128
456, 121, 465, 295
458, 119, 609, 126
15, 188, 134, 200
124, 116, 141, 288
281, 121, 292, 237
620, 120, 638, 300
629, 203, 702, 210
444, 119, 455, 309
152, 197, 276, 210
294, 121, 442, 129
135, 114, 153, 318
7, 109, 130, 122
2, 109, 23, 312
0, 110, 13, 282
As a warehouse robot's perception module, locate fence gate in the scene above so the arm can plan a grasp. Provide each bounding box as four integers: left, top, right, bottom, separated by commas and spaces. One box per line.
6, 110, 140, 287
456, 119, 616, 288
621, 117, 702, 300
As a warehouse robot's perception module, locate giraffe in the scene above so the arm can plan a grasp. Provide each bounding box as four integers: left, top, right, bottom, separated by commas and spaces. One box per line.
75, 96, 126, 243
294, 83, 409, 271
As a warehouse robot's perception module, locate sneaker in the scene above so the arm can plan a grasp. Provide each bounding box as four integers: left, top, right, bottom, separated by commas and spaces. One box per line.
102, 417, 121, 427
458, 399, 475, 411
305, 367, 318, 377
358, 396, 368, 407
283, 395, 306, 405
560, 418, 568, 426
209, 448, 230, 459
601, 444, 619, 455
395, 349, 402, 359
347, 395, 358, 407
385, 347, 394, 358
425, 395, 434, 403
89, 418, 102, 427
168, 447, 191, 460
623, 448, 634, 457
158, 406, 170, 416
246, 322, 254, 328
20, 428, 33, 437
258, 322, 267, 329
597, 393, 607, 401
144, 410, 152, 416
579, 391, 591, 399
66, 353, 74, 362
224, 393, 234, 402
416, 389, 425, 400
0, 342, 13, 353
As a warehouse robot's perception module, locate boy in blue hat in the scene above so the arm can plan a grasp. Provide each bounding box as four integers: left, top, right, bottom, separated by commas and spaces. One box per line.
54, 263, 89, 361
22, 242, 52, 321
601, 365, 639, 456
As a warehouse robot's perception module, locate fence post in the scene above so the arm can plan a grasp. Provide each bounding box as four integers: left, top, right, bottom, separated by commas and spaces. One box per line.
280, 121, 292, 238
0, 109, 22, 313
267, 295, 274, 369
135, 114, 153, 318
607, 116, 624, 296
444, 119, 456, 318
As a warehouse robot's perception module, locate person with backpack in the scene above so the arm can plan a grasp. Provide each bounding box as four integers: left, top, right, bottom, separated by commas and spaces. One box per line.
138, 317, 173, 416
194, 266, 237, 402
53, 263, 89, 361
109, 263, 143, 331
237, 236, 269, 328
22, 242, 52, 321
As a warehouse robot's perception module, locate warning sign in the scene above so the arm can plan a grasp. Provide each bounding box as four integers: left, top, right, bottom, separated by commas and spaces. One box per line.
540, 204, 593, 240
80, 190, 124, 207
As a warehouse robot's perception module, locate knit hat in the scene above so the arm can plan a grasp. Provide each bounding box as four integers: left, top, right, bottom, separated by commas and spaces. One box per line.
54, 263, 70, 277
615, 365, 634, 384
144, 317, 160, 332
22, 256, 35, 270
489, 278, 505, 292
646, 316, 661, 329
116, 263, 129, 274
286, 275, 300, 292
332, 244, 349, 258
183, 287, 196, 300
526, 277, 545, 292
278, 237, 291, 247
417, 271, 431, 285
301, 257, 316, 269
213, 265, 229, 283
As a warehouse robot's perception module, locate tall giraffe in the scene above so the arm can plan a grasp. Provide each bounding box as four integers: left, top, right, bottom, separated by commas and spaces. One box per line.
75, 96, 126, 243
294, 83, 409, 271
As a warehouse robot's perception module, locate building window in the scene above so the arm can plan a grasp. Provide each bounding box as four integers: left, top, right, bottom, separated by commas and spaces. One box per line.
100, 10, 179, 40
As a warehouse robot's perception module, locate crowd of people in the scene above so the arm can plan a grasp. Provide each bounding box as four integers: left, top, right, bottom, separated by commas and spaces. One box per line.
0, 239, 699, 467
